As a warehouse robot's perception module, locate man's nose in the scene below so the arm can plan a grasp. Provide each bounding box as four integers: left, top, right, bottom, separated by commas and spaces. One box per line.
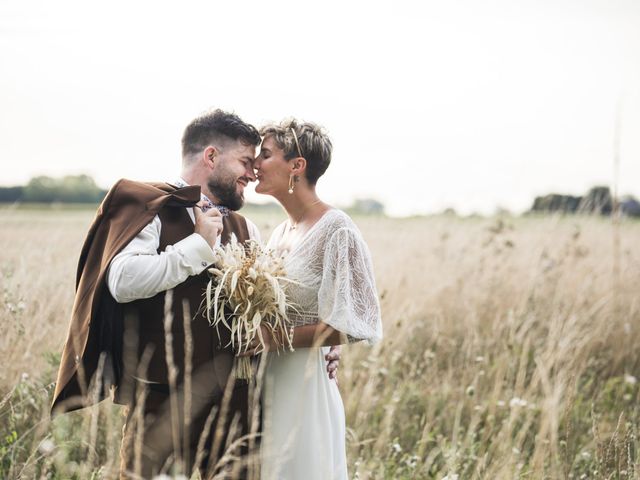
246, 164, 257, 182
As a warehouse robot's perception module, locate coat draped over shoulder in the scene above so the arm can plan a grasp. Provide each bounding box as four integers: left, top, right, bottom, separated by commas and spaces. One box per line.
52, 179, 201, 414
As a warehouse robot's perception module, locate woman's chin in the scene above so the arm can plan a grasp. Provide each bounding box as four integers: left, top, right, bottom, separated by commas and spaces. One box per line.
255, 182, 284, 198
255, 183, 269, 196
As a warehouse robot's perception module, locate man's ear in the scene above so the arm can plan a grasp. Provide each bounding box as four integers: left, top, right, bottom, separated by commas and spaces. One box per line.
290, 156, 307, 177
204, 146, 218, 167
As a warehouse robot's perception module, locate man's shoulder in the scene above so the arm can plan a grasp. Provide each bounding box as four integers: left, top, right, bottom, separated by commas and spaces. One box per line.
108, 179, 176, 201
100, 179, 181, 213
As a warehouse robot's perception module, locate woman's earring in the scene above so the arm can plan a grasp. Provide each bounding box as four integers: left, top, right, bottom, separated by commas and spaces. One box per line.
288, 175, 295, 194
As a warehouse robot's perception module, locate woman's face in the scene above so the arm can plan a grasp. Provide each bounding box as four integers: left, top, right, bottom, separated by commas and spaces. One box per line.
254, 135, 291, 196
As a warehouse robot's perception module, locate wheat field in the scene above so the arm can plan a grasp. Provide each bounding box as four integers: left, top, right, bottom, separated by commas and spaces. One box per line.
1, 206, 639, 479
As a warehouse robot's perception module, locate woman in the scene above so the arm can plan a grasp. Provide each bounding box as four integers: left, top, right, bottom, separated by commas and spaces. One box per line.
251, 119, 383, 479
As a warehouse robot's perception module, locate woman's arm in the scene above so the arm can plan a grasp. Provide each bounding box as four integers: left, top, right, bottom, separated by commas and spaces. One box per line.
289, 321, 347, 349
239, 321, 347, 356
238, 323, 343, 380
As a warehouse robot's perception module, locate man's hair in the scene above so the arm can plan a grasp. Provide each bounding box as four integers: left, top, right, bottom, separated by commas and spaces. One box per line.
181, 109, 261, 158
259, 119, 332, 185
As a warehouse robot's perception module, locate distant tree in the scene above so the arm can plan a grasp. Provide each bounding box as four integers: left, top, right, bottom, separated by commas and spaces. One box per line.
620, 195, 640, 217
58, 174, 105, 203
528, 185, 640, 217
531, 194, 582, 214
22, 176, 58, 202
21, 175, 106, 203
0, 186, 24, 202
349, 198, 385, 215
578, 186, 612, 215
441, 207, 457, 216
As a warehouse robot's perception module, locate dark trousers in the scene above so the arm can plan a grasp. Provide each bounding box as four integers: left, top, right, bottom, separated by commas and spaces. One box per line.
118, 380, 259, 480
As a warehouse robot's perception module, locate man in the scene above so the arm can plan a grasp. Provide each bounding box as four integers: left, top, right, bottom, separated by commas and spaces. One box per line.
51, 109, 340, 479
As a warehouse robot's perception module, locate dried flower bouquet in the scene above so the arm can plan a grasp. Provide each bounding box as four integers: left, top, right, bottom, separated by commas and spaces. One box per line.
205, 236, 295, 379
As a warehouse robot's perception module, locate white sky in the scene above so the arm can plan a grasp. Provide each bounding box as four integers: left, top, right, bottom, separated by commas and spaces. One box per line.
1, 0, 639, 216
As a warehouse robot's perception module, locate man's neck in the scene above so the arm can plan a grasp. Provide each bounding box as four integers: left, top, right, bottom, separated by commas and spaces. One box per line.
179, 172, 220, 204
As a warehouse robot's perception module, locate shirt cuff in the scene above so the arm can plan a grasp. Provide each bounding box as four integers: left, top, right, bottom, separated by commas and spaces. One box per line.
173, 233, 217, 273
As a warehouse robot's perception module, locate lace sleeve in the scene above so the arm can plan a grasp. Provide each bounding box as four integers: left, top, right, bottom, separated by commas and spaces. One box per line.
317, 227, 383, 344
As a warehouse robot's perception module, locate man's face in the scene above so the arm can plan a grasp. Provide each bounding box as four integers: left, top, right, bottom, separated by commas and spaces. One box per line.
208, 140, 256, 211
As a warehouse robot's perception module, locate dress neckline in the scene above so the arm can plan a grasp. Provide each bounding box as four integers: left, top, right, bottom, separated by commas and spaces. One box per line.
276, 208, 340, 256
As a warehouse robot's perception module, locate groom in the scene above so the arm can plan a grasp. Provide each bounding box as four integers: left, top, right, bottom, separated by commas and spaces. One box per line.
51, 109, 340, 479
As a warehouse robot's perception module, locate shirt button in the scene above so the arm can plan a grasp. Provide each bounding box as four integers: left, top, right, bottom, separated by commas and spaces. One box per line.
201, 261, 207, 267
75, 355, 80, 363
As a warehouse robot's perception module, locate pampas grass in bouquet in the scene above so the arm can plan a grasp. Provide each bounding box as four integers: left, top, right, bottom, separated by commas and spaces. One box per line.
205, 235, 296, 379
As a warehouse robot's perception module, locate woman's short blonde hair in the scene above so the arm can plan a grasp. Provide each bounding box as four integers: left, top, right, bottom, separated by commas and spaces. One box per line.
260, 119, 332, 185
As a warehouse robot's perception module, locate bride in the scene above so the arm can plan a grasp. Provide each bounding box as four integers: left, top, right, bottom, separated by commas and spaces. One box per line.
247, 119, 383, 479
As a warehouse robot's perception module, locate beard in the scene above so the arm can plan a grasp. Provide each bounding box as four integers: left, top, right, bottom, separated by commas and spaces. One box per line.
207, 172, 245, 211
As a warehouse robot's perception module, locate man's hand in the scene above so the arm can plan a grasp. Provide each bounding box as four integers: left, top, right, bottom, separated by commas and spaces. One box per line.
325, 345, 341, 383
193, 202, 223, 248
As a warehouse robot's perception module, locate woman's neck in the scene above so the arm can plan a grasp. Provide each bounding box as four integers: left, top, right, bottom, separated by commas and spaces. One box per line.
278, 188, 321, 222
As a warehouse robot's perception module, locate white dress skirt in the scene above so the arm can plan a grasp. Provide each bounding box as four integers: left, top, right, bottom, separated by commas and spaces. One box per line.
261, 347, 347, 480
261, 209, 383, 480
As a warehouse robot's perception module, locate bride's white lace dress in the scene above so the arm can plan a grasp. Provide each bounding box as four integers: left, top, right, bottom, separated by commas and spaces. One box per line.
261, 209, 382, 480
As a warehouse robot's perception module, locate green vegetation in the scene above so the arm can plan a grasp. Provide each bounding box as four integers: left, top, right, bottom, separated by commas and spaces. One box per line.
0, 175, 107, 204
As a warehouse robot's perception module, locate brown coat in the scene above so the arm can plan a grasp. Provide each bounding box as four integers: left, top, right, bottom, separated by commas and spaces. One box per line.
113, 196, 251, 405
51, 179, 247, 413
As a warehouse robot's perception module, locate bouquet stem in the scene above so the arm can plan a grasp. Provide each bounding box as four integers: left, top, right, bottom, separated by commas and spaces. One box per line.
235, 357, 253, 380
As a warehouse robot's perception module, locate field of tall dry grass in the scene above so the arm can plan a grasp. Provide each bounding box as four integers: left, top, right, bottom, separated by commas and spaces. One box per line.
1, 206, 639, 479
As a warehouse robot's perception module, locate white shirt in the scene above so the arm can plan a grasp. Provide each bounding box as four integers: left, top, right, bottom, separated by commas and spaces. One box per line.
107, 180, 260, 303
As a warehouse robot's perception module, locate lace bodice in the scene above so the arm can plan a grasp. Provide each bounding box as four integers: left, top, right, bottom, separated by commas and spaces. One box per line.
267, 209, 382, 344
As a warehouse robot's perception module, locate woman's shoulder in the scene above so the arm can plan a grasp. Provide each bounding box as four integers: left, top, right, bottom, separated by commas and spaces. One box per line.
322, 208, 352, 224
319, 209, 361, 236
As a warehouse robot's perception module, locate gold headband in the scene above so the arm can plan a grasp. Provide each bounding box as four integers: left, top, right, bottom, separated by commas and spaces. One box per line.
290, 127, 304, 158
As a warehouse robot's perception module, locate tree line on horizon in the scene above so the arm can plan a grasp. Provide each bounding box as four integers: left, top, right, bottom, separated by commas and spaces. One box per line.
529, 185, 640, 218
0, 175, 107, 204
1, 175, 639, 218
0, 175, 387, 215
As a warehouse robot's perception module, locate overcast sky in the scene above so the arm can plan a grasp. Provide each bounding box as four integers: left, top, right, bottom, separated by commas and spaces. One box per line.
1, 0, 639, 216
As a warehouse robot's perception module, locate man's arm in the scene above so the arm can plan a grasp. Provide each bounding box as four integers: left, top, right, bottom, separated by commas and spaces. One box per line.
107, 205, 223, 303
